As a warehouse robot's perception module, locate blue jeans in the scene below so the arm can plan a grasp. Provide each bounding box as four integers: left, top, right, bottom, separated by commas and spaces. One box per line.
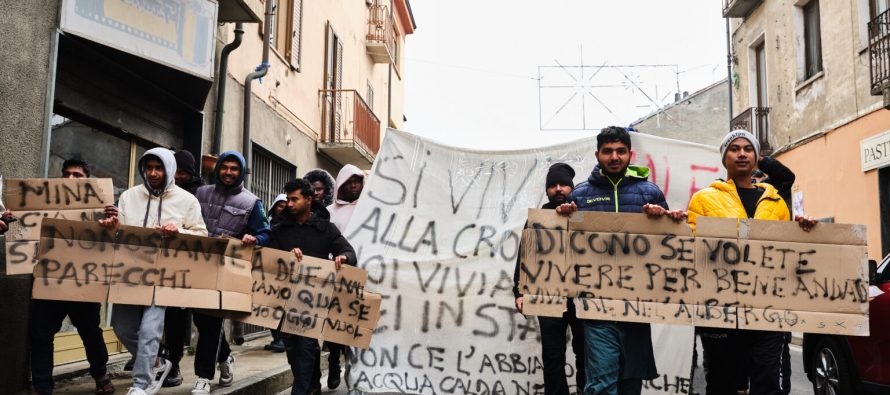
112, 304, 166, 390
583, 321, 642, 395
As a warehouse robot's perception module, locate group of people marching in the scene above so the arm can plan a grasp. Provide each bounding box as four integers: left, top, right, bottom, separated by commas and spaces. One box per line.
511, 127, 816, 395
1, 148, 365, 395
0, 126, 818, 395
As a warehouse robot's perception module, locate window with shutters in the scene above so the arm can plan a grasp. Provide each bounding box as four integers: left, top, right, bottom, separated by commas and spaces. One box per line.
250, 143, 297, 210
265, 0, 303, 71
322, 23, 344, 142
367, 80, 375, 112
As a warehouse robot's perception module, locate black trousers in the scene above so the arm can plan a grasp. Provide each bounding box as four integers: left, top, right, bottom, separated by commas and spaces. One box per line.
193, 312, 231, 379
286, 335, 321, 395
30, 300, 109, 394
539, 300, 586, 395
700, 328, 785, 395
161, 307, 190, 366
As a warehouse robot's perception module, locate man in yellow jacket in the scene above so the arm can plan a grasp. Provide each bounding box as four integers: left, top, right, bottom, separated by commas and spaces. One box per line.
683, 130, 816, 395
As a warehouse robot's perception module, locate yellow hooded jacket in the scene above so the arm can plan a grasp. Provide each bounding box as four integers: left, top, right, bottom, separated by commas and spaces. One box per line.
687, 179, 790, 233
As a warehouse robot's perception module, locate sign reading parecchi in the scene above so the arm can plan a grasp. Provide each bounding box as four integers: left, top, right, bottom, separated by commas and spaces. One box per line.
31, 218, 382, 348
226, 244, 382, 349
33, 218, 251, 311
3, 178, 114, 275
519, 209, 870, 336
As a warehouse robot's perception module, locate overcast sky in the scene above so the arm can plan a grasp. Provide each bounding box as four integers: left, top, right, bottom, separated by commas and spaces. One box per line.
402, 0, 728, 149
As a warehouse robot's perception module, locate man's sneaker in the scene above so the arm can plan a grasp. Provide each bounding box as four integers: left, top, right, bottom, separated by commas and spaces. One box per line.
162, 363, 183, 387
126, 388, 148, 395
191, 378, 211, 394
218, 355, 235, 387
144, 358, 172, 395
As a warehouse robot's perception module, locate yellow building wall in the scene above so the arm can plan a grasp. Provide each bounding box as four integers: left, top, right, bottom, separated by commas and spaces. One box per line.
776, 109, 888, 260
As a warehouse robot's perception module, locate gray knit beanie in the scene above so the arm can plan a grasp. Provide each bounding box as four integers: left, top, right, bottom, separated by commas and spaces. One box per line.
720, 130, 760, 160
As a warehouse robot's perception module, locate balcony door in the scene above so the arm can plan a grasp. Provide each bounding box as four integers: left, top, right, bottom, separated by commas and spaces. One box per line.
753, 41, 770, 150
323, 23, 344, 143
754, 42, 768, 108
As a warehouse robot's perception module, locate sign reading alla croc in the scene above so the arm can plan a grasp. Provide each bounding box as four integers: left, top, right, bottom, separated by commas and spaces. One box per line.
30, 217, 382, 348
342, 129, 743, 395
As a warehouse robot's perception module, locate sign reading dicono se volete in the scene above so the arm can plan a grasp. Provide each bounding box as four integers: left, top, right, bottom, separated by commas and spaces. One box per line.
520, 209, 869, 336
861, 129, 890, 172
60, 0, 217, 78
342, 129, 725, 395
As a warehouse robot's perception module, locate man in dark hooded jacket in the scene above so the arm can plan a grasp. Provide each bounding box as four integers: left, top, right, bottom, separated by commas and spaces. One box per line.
191, 151, 271, 394
173, 150, 206, 195
513, 162, 586, 395
268, 178, 356, 395
557, 127, 683, 395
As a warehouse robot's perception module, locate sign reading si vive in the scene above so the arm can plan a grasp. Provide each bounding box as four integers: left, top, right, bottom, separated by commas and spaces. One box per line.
520, 210, 870, 336
344, 129, 726, 395
60, 0, 217, 79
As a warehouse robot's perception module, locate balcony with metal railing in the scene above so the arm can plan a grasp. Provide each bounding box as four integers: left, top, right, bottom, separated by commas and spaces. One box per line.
723, 0, 764, 18
731, 107, 772, 155
318, 89, 381, 168
366, 3, 395, 64
869, 8, 890, 104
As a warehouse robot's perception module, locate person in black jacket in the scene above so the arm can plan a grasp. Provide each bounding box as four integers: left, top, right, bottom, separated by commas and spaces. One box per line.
513, 162, 585, 395
556, 127, 684, 395
268, 178, 356, 395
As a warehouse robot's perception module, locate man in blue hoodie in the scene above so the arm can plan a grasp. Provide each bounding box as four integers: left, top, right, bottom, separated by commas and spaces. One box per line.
557, 127, 683, 395
191, 151, 271, 394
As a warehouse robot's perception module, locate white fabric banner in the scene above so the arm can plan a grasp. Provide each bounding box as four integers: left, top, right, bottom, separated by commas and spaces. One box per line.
344, 129, 721, 394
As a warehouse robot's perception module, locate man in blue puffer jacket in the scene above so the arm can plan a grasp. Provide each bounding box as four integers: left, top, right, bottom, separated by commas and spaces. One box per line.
557, 126, 682, 395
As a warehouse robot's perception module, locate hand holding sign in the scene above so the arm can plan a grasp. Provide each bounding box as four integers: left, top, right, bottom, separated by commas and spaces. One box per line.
643, 203, 687, 223
795, 214, 818, 232
156, 222, 179, 236
291, 247, 303, 261
334, 255, 347, 271
241, 234, 257, 246
556, 201, 577, 217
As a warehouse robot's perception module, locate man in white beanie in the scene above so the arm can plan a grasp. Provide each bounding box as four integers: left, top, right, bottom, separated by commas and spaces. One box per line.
681, 130, 816, 395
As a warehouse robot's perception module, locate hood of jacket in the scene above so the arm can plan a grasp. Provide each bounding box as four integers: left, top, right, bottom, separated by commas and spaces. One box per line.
303, 168, 336, 207
268, 193, 287, 213
332, 164, 365, 205
588, 164, 650, 186
214, 151, 247, 190
140, 147, 177, 196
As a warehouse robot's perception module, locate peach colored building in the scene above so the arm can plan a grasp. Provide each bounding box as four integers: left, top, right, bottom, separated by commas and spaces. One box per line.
726, 0, 890, 261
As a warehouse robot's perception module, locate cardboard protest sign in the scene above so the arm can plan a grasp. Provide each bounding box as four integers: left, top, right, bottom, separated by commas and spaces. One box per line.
32, 218, 251, 312
3, 178, 113, 274
519, 209, 870, 336
226, 244, 382, 349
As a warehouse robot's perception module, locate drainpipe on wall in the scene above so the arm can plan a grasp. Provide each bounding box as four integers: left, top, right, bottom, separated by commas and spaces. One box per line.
212, 22, 244, 155
386, 0, 394, 130
726, 17, 734, 127
242, 0, 273, 190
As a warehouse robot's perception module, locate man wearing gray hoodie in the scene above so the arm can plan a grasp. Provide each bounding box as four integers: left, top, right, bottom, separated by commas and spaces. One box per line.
100, 148, 208, 395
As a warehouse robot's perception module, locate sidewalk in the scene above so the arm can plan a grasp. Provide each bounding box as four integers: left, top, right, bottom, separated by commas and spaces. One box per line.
51, 337, 321, 395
